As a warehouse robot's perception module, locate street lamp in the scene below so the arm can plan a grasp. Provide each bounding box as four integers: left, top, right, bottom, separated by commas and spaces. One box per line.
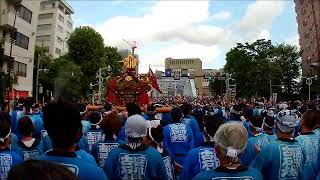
35, 68, 48, 103
303, 75, 318, 101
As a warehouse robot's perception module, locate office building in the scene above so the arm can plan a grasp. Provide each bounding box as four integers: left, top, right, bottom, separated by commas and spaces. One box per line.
36, 0, 74, 58
295, 0, 320, 76
165, 57, 203, 95
0, 0, 40, 98
156, 77, 197, 98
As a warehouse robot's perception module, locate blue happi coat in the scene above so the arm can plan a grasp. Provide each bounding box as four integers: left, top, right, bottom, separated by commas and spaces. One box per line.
180, 143, 220, 180
241, 133, 271, 166
15, 139, 44, 160
104, 144, 168, 180
163, 123, 194, 165
181, 115, 202, 147
39, 150, 107, 180
80, 128, 104, 152
296, 132, 320, 180
90, 139, 124, 167
250, 138, 305, 180
0, 148, 23, 180
193, 166, 263, 180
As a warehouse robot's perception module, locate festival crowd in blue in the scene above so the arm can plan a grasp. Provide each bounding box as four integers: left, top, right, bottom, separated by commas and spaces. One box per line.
0, 98, 319, 180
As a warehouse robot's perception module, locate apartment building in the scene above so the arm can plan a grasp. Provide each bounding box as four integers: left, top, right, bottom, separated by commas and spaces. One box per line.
0, 0, 40, 98
36, 0, 74, 58
295, 0, 320, 76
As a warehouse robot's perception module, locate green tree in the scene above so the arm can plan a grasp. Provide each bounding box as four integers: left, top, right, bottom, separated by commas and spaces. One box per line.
67, 26, 105, 96
225, 39, 301, 100
273, 44, 301, 99
103, 46, 122, 76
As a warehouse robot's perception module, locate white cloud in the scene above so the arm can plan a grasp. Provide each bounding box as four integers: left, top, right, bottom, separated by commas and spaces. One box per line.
237, 0, 284, 41
211, 11, 232, 20
257, 29, 271, 40
285, 35, 300, 48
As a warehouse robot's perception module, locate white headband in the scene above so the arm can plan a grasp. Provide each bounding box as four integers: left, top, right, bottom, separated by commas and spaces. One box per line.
80, 107, 88, 116
0, 128, 11, 143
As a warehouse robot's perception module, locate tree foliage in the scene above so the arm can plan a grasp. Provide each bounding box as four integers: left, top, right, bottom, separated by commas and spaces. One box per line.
225, 39, 301, 100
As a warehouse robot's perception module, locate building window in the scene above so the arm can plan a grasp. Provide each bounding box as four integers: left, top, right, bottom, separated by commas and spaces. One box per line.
300, 0, 304, 4
57, 25, 63, 33
58, 3, 64, 12
67, 21, 72, 29
301, 8, 306, 15
43, 46, 50, 53
58, 14, 64, 23
38, 13, 53, 20
37, 24, 52, 31
306, 44, 311, 51
305, 31, 310, 38
66, 31, 70, 38
18, 5, 32, 23
15, 32, 29, 50
55, 48, 61, 55
36, 35, 51, 42
303, 19, 308, 26
57, 36, 63, 44
13, 61, 27, 77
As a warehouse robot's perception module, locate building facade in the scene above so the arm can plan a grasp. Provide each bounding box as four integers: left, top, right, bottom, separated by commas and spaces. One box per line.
36, 0, 74, 58
165, 57, 204, 95
0, 0, 40, 98
295, 0, 320, 76
156, 77, 197, 98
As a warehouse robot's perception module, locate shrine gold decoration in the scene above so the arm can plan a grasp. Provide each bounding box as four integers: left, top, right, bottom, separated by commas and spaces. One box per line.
123, 54, 138, 69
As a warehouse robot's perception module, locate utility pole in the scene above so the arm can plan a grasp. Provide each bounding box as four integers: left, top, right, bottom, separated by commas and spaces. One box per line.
35, 53, 41, 103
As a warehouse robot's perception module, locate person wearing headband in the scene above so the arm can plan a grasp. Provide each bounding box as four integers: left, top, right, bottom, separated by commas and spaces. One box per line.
296, 110, 319, 180
180, 103, 202, 147
0, 112, 23, 179
241, 116, 271, 166
91, 112, 123, 167
80, 111, 104, 152
15, 116, 44, 161
39, 100, 108, 180
262, 112, 277, 142
145, 125, 176, 180
194, 122, 262, 180
180, 115, 223, 180
104, 114, 168, 180
251, 109, 304, 180
163, 107, 194, 171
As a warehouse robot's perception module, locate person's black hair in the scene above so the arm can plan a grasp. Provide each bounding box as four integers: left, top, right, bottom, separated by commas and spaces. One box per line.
180, 103, 192, 116
147, 105, 156, 112
126, 103, 141, 117
17, 116, 35, 137
249, 115, 263, 128
264, 116, 274, 128
78, 103, 86, 113
204, 115, 224, 137
0, 112, 11, 145
171, 107, 183, 122
302, 110, 316, 129
100, 112, 121, 140
43, 100, 82, 149
8, 160, 78, 180
149, 125, 163, 144
88, 111, 102, 124
104, 103, 112, 112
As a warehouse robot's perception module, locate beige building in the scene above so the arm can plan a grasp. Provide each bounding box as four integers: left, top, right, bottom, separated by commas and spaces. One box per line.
36, 0, 74, 58
165, 57, 204, 95
0, 0, 40, 98
295, 0, 320, 76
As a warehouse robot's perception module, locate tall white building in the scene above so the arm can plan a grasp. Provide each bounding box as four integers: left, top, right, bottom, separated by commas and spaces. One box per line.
0, 0, 40, 98
36, 0, 74, 58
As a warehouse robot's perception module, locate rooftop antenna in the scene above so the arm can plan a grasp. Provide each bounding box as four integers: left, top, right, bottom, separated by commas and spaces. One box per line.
122, 39, 137, 54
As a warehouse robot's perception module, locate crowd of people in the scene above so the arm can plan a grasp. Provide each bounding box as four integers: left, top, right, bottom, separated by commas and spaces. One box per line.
0, 97, 319, 180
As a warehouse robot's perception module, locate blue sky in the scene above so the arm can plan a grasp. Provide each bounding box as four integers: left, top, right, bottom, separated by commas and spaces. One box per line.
68, 0, 299, 73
